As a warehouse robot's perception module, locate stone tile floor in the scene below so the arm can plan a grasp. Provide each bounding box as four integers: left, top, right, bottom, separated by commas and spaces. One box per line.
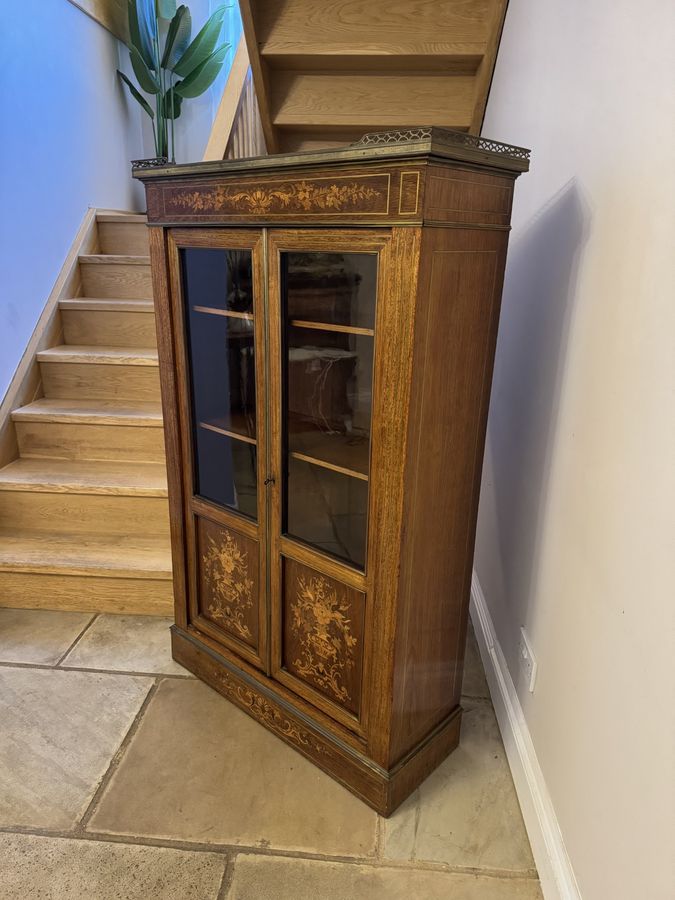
0, 608, 542, 899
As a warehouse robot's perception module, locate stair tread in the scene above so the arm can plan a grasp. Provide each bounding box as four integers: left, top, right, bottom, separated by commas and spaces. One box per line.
271, 71, 474, 127
255, 1, 490, 48
79, 254, 150, 265
0, 458, 168, 496
0, 529, 171, 578
60, 298, 154, 312
37, 346, 159, 366
11, 398, 163, 427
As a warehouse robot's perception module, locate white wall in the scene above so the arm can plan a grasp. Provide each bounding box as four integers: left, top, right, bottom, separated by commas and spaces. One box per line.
476, 2, 675, 899
0, 0, 144, 397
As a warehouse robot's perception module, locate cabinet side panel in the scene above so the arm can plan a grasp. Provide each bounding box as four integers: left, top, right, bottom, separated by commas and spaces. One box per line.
389, 225, 509, 763
365, 227, 423, 765
148, 226, 185, 626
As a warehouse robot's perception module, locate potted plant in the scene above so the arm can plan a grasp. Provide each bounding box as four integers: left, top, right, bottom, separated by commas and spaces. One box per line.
119, 0, 230, 165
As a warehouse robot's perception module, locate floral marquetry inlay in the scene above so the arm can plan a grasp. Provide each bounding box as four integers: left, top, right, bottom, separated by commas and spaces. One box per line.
284, 563, 364, 713
155, 173, 391, 220
198, 520, 258, 647
174, 180, 381, 214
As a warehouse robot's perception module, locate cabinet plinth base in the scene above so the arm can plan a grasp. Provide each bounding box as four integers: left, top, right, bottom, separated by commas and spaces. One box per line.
171, 625, 462, 816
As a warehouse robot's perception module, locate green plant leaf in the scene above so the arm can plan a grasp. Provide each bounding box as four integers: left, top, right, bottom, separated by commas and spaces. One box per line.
174, 43, 229, 98
130, 45, 160, 93
163, 87, 183, 120
156, 0, 176, 18
136, 0, 158, 59
127, 0, 154, 68
172, 4, 228, 76
161, 5, 191, 69
118, 70, 155, 118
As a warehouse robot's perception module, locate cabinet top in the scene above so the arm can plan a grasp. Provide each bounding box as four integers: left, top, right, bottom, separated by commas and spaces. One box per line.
133, 127, 530, 182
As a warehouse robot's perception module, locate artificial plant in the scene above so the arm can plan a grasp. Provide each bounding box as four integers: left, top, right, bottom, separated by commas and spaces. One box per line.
118, 0, 230, 162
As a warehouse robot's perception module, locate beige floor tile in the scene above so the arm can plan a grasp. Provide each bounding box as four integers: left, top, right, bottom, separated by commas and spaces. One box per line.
226, 854, 543, 900
61, 614, 190, 676
0, 667, 151, 829
89, 678, 377, 857
462, 619, 490, 699
0, 833, 226, 900
0, 607, 93, 665
383, 702, 535, 873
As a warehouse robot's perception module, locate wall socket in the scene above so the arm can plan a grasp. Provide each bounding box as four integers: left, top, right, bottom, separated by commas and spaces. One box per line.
518, 627, 538, 693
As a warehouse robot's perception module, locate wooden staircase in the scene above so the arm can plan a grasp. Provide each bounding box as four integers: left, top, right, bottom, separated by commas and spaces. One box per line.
238, 0, 508, 153
0, 212, 172, 615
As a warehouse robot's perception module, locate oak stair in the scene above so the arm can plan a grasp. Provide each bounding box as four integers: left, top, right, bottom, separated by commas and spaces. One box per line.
0, 212, 172, 615
238, 0, 508, 153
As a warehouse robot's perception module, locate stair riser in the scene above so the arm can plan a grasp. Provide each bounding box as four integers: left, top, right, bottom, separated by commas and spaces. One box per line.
40, 361, 161, 401
61, 309, 157, 348
97, 222, 149, 256
15, 422, 165, 462
0, 491, 169, 535
0, 572, 173, 615
80, 262, 153, 300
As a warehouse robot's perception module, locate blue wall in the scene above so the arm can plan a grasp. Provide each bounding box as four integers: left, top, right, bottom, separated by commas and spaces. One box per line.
0, 0, 243, 399
0, 0, 144, 396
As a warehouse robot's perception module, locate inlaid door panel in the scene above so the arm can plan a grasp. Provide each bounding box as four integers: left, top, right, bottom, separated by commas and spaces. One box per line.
168, 229, 267, 670
196, 516, 259, 650
280, 557, 366, 726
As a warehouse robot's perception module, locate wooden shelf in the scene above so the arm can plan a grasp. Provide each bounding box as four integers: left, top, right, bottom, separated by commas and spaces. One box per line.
193, 306, 253, 321
289, 319, 374, 336
199, 416, 256, 446
289, 428, 370, 481
289, 451, 368, 481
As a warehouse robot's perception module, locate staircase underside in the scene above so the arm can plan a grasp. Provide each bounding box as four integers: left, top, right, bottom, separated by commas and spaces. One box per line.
239, 0, 508, 153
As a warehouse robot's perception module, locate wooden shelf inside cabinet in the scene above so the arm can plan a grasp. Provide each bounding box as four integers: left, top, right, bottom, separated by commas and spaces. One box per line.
199, 422, 256, 446
193, 305, 254, 321
289, 319, 374, 337
199, 416, 256, 445
135, 126, 529, 818
288, 430, 370, 480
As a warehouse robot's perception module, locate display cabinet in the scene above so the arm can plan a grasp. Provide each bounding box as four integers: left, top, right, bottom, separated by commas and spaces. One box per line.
135, 127, 530, 815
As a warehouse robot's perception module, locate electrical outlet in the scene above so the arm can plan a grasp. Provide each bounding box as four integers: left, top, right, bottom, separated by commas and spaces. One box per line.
518, 627, 538, 693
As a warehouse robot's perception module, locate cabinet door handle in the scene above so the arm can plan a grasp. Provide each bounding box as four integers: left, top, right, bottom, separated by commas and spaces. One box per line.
264, 476, 275, 486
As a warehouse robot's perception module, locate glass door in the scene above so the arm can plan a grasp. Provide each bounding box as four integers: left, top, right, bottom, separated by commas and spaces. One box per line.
268, 230, 390, 731
168, 230, 268, 670
282, 251, 375, 569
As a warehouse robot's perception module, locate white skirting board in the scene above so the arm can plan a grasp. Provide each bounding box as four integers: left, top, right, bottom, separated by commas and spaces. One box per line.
469, 573, 582, 900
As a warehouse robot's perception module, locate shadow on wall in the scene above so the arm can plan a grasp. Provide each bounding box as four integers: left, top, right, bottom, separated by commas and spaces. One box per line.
477, 180, 591, 668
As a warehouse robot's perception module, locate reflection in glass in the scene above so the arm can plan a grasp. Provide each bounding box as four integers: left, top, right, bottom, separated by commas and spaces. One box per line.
287, 457, 368, 568
287, 327, 372, 476
193, 430, 257, 520
181, 247, 257, 519
281, 252, 377, 569
285, 252, 377, 329
181, 247, 253, 313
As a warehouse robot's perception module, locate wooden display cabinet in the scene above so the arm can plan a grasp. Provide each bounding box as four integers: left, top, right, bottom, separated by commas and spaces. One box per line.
134, 127, 530, 815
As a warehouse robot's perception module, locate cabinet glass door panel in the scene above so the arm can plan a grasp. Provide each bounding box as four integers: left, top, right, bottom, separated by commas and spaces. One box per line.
285, 252, 377, 330
287, 457, 369, 567
181, 247, 258, 520
281, 252, 377, 570
181, 247, 254, 314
